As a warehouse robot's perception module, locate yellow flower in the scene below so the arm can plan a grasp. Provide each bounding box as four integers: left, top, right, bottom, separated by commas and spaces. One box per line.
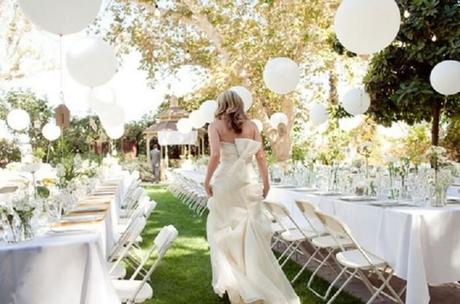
42, 178, 56, 187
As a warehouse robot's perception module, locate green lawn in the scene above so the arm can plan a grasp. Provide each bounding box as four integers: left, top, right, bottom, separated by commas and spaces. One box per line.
139, 185, 361, 304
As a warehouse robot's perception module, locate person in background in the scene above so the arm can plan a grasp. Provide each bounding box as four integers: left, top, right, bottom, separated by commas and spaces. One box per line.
150, 144, 161, 183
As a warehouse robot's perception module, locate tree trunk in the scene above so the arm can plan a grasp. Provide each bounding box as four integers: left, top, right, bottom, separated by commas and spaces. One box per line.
431, 100, 441, 146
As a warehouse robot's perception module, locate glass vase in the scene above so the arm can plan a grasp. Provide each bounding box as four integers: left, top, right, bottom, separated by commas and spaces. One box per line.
430, 169, 451, 207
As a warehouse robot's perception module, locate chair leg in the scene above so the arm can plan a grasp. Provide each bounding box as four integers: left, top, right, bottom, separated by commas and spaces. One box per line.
307, 249, 338, 299
291, 246, 321, 283
326, 268, 358, 304
281, 242, 301, 267
277, 241, 295, 262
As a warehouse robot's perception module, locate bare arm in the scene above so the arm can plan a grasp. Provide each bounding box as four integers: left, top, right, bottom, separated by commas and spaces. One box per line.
254, 125, 270, 198
204, 123, 220, 197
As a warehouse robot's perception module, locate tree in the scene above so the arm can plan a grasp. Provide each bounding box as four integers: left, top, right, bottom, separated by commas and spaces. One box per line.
102, 0, 339, 161
0, 90, 53, 152
363, 0, 460, 146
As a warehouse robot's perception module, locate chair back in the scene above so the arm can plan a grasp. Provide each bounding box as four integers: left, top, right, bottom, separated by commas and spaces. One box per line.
263, 200, 291, 230
143, 200, 157, 218
295, 200, 323, 235
315, 210, 382, 267
263, 200, 310, 237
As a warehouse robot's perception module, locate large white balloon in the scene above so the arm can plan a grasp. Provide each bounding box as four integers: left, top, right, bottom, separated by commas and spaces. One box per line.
309, 103, 328, 125
430, 60, 460, 96
252, 119, 263, 132
105, 125, 124, 140
263, 57, 300, 94
18, 0, 102, 35
270, 112, 289, 128
66, 37, 117, 87
334, 0, 401, 55
230, 86, 253, 111
42, 122, 61, 141
189, 110, 206, 128
88, 86, 116, 114
177, 118, 193, 134
7, 109, 30, 131
99, 104, 125, 129
341, 88, 371, 115
199, 100, 218, 123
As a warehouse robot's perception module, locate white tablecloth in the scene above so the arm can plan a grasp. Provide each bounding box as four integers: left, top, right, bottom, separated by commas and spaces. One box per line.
0, 176, 132, 304
176, 169, 460, 304
0, 233, 119, 304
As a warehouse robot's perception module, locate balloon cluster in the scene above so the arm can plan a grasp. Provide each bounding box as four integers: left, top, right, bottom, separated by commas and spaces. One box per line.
19, 0, 124, 141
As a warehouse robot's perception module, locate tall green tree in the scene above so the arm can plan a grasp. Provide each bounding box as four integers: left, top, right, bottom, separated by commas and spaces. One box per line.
364, 0, 460, 146
102, 0, 340, 161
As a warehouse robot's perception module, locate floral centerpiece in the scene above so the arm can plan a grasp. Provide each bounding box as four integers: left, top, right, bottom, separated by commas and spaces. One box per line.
425, 146, 457, 207
0, 191, 36, 242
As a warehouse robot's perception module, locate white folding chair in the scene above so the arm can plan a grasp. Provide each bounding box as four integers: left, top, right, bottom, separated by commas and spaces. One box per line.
110, 212, 147, 261
109, 216, 147, 278
113, 225, 178, 304
262, 200, 320, 274
315, 211, 404, 304
281, 199, 340, 284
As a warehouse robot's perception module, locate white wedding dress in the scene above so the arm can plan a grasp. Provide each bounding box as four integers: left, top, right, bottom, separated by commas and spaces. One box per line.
207, 138, 300, 304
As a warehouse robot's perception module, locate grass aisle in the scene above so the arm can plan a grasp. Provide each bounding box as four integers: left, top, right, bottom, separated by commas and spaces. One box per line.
143, 185, 360, 304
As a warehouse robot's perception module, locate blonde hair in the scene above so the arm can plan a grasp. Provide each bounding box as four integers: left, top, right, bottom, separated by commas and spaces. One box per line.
215, 90, 247, 133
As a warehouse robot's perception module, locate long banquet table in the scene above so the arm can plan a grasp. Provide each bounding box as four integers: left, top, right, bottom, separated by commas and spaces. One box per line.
0, 176, 129, 304
176, 168, 460, 304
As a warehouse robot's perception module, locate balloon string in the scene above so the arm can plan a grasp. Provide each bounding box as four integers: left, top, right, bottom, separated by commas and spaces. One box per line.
59, 34, 65, 105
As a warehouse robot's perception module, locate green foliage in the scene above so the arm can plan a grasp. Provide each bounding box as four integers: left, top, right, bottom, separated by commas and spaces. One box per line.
0, 139, 20, 167
442, 115, 460, 161
62, 116, 105, 155
316, 129, 349, 165
363, 0, 460, 143
0, 90, 53, 151
124, 113, 156, 156
402, 124, 432, 164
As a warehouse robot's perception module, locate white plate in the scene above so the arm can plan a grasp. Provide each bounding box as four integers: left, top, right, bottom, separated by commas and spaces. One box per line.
293, 187, 317, 192
71, 205, 106, 213
312, 191, 342, 196
61, 214, 103, 222
340, 196, 377, 202
272, 184, 297, 189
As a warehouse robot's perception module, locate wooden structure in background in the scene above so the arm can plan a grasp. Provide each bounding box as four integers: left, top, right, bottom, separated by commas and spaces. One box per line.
143, 96, 206, 168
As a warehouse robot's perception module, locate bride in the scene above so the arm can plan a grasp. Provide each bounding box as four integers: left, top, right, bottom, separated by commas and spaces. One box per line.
204, 90, 300, 304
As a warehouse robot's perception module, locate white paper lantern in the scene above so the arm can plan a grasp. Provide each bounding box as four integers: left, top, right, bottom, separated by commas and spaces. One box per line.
230, 86, 253, 112
189, 110, 206, 129
18, 0, 102, 35
263, 57, 300, 94
99, 104, 125, 129
88, 86, 116, 114
66, 37, 117, 87
42, 122, 61, 141
334, 0, 401, 55
341, 88, 371, 115
309, 103, 328, 125
105, 125, 124, 140
270, 112, 289, 128
177, 118, 193, 134
199, 100, 218, 123
430, 60, 460, 96
252, 119, 263, 132
7, 109, 30, 131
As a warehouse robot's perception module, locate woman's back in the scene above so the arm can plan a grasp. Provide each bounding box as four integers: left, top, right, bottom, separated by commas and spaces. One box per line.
213, 118, 256, 144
